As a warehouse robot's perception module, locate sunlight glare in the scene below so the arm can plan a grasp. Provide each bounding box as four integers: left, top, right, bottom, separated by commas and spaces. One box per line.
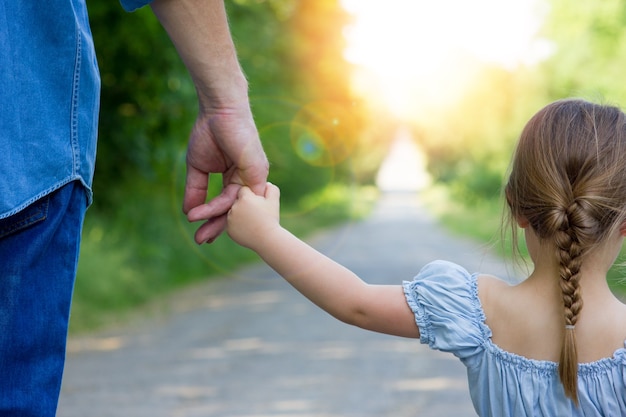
342, 0, 549, 119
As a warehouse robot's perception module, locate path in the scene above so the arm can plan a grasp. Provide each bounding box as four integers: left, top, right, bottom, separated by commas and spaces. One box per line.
57, 190, 517, 417
58, 129, 518, 416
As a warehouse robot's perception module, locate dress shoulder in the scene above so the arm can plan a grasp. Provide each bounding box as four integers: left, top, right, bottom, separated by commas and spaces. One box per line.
404, 261, 626, 416
403, 260, 491, 360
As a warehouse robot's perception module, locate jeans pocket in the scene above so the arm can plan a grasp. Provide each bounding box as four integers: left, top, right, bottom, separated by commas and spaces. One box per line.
0, 196, 50, 239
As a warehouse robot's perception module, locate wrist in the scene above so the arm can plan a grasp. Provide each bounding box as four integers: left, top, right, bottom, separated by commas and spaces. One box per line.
248, 223, 285, 254
194, 70, 250, 112
151, 0, 250, 110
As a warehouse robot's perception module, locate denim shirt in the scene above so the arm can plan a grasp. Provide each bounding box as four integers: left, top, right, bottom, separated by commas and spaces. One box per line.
0, 0, 152, 219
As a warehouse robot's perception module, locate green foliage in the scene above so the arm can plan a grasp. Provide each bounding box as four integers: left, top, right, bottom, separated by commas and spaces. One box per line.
407, 0, 626, 214
226, 1, 369, 200
421, 0, 626, 297
73, 0, 376, 332
88, 0, 373, 210
413, 66, 545, 204
87, 2, 196, 209
541, 0, 626, 103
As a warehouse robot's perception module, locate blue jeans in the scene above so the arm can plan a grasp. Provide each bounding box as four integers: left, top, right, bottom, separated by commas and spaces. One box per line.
0, 182, 86, 416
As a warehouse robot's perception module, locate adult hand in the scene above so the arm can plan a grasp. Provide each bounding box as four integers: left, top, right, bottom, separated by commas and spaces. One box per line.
150, 0, 269, 244
184, 101, 268, 244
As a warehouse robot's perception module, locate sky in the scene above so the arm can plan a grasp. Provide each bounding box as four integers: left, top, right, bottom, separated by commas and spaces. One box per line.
341, 0, 551, 118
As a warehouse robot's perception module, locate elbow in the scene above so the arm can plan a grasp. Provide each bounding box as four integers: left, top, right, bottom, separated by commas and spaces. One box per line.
332, 304, 371, 331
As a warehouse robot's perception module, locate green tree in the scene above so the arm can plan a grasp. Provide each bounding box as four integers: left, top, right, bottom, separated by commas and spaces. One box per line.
73, 0, 372, 330
87, 2, 196, 210
541, 0, 626, 103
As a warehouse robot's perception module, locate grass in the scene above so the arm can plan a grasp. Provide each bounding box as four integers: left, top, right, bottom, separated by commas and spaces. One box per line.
419, 185, 521, 257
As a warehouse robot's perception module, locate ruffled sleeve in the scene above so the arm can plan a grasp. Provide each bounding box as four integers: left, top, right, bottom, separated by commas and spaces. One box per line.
403, 260, 490, 362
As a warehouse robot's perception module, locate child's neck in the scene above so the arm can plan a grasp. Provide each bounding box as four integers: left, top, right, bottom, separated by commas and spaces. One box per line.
526, 254, 615, 301
524, 254, 626, 362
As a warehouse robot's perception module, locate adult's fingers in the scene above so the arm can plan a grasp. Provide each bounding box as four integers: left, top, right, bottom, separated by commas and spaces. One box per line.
187, 183, 240, 222
238, 146, 269, 196
193, 214, 228, 245
183, 165, 209, 215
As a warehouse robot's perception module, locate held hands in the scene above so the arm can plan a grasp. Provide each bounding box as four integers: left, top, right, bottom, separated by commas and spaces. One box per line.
151, 0, 268, 244
227, 182, 281, 250
184, 104, 269, 244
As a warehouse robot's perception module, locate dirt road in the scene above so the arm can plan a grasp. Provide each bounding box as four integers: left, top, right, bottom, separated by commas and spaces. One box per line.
57, 192, 516, 417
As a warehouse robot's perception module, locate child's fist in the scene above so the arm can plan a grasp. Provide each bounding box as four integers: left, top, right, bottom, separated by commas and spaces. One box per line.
227, 182, 281, 249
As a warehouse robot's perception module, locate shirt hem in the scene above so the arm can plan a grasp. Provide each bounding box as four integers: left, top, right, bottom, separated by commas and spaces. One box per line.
0, 178, 92, 220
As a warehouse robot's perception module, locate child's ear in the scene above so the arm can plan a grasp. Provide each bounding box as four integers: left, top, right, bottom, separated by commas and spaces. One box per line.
505, 186, 529, 228
620, 221, 626, 237
516, 215, 530, 229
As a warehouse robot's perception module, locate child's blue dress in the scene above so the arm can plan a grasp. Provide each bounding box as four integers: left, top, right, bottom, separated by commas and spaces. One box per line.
403, 260, 626, 417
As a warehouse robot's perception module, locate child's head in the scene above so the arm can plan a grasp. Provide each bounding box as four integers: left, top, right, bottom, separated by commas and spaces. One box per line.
505, 98, 626, 402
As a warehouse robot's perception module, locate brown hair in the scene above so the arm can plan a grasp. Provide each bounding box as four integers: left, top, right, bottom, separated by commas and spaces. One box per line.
505, 99, 626, 404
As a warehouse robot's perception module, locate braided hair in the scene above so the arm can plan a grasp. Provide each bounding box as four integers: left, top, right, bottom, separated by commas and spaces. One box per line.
505, 99, 626, 404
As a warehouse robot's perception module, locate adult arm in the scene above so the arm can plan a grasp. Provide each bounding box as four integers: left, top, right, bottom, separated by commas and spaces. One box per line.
150, 0, 269, 244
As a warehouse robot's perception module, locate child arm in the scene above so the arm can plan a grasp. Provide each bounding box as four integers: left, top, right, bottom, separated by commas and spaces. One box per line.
226, 183, 420, 338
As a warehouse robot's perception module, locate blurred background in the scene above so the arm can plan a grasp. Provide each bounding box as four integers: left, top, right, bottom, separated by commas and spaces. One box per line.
73, 0, 626, 332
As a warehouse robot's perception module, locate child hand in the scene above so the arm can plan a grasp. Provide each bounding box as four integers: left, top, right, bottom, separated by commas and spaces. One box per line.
227, 182, 281, 250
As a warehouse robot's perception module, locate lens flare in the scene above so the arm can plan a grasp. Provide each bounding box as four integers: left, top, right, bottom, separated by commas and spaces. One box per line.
290, 101, 358, 167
